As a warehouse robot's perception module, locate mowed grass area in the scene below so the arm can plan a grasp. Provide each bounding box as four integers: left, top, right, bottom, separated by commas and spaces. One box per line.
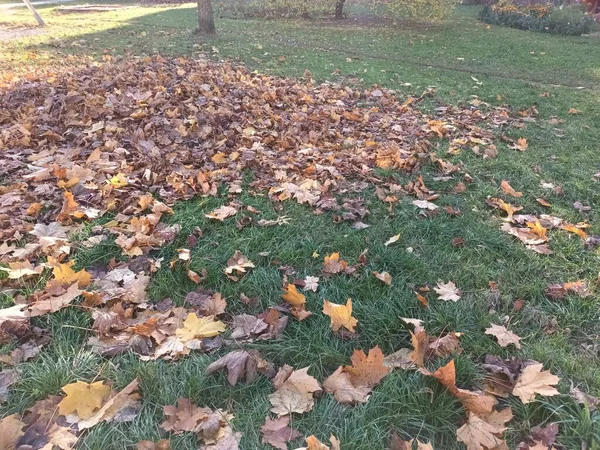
2, 3, 600, 450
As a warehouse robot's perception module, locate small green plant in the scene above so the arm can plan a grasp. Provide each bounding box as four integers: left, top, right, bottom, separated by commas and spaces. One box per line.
479, 2, 595, 35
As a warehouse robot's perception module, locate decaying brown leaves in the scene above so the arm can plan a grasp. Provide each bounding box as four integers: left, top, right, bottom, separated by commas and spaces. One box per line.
260, 416, 301, 450
512, 364, 560, 404
206, 350, 274, 386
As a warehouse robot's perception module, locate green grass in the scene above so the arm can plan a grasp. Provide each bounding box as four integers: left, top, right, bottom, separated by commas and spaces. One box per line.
2, 3, 600, 449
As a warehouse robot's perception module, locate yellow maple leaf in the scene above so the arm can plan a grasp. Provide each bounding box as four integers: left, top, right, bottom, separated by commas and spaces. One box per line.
526, 220, 547, 239
108, 173, 128, 188
282, 285, 306, 308
58, 380, 112, 419
175, 313, 226, 342
50, 259, 92, 288
322, 298, 358, 332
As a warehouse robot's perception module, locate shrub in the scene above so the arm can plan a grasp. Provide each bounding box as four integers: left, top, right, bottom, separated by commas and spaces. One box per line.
214, 0, 335, 18
479, 1, 595, 35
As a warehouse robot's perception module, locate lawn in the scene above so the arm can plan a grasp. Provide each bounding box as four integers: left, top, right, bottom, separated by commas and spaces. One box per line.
1, 3, 600, 450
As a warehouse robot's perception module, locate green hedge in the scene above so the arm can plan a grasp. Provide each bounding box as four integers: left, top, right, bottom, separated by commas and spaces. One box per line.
479, 4, 596, 35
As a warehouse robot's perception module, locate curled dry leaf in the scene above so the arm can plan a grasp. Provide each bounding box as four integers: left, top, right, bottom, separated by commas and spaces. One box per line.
224, 251, 255, 281
205, 205, 238, 221
434, 281, 461, 302
322, 298, 358, 333
384, 234, 401, 246
373, 271, 392, 285
302, 435, 341, 450
485, 324, 522, 349
500, 180, 522, 198
78, 378, 141, 429
412, 200, 438, 210
206, 350, 274, 386
282, 285, 311, 321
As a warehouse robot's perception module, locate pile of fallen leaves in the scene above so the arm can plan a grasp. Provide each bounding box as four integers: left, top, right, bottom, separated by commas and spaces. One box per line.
1, 55, 598, 449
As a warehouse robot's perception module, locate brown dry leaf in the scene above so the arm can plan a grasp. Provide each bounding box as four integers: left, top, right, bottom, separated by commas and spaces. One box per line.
260, 415, 301, 450
57, 380, 112, 420
224, 251, 255, 281
137, 440, 172, 450
419, 359, 456, 390
388, 433, 413, 450
185, 290, 227, 316
536, 198, 552, 207
500, 180, 522, 198
383, 348, 414, 370
570, 386, 599, 410
456, 413, 505, 450
512, 363, 560, 404
28, 283, 83, 317
373, 271, 392, 286
412, 200, 438, 211
344, 346, 389, 387
322, 253, 350, 275
175, 313, 226, 342
545, 280, 590, 299
415, 292, 429, 307
485, 324, 522, 349
323, 366, 372, 404
0, 261, 44, 280
0, 369, 19, 403
205, 205, 237, 221
526, 220, 547, 239
434, 281, 461, 302
269, 367, 322, 416
510, 137, 528, 151
78, 378, 140, 429
0, 414, 25, 450
322, 298, 358, 333
206, 350, 273, 386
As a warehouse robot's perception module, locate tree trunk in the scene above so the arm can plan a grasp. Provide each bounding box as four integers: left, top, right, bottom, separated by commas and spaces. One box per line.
334, 0, 346, 20
197, 0, 216, 34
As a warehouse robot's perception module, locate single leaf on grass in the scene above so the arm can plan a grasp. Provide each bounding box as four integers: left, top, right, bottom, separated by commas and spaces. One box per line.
512, 363, 560, 404
282, 285, 311, 321
457, 413, 505, 450
0, 369, 19, 403
269, 367, 322, 416
545, 280, 590, 299
500, 180, 522, 198
412, 200, 438, 210
58, 380, 112, 420
322, 366, 372, 404
206, 350, 273, 386
415, 291, 429, 307
485, 324, 522, 349
224, 251, 255, 281
561, 223, 588, 239
175, 313, 226, 342
322, 298, 358, 333
526, 220, 547, 239
536, 198, 552, 207
161, 397, 212, 433
373, 271, 392, 285
205, 205, 237, 221
344, 346, 389, 387
322, 252, 350, 275
434, 281, 461, 302
78, 378, 141, 429
384, 234, 401, 246
260, 416, 301, 450
303, 276, 319, 292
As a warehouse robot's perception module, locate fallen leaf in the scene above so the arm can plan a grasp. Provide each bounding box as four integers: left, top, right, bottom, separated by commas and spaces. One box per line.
373, 271, 392, 285
206, 350, 273, 386
175, 313, 226, 342
415, 292, 429, 307
323, 367, 372, 404
500, 180, 522, 198
412, 200, 438, 210
457, 413, 505, 450
485, 324, 522, 349
434, 281, 461, 302
322, 253, 350, 275
304, 435, 341, 450
282, 285, 306, 308
137, 440, 172, 450
260, 415, 301, 450
512, 363, 560, 404
0, 414, 25, 450
224, 251, 255, 281
269, 367, 321, 416
57, 380, 112, 419
536, 198, 552, 207
569, 386, 599, 410
344, 346, 389, 387
78, 378, 141, 429
384, 234, 401, 246
303, 276, 319, 292
28, 283, 83, 317
205, 205, 237, 221
323, 298, 358, 333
